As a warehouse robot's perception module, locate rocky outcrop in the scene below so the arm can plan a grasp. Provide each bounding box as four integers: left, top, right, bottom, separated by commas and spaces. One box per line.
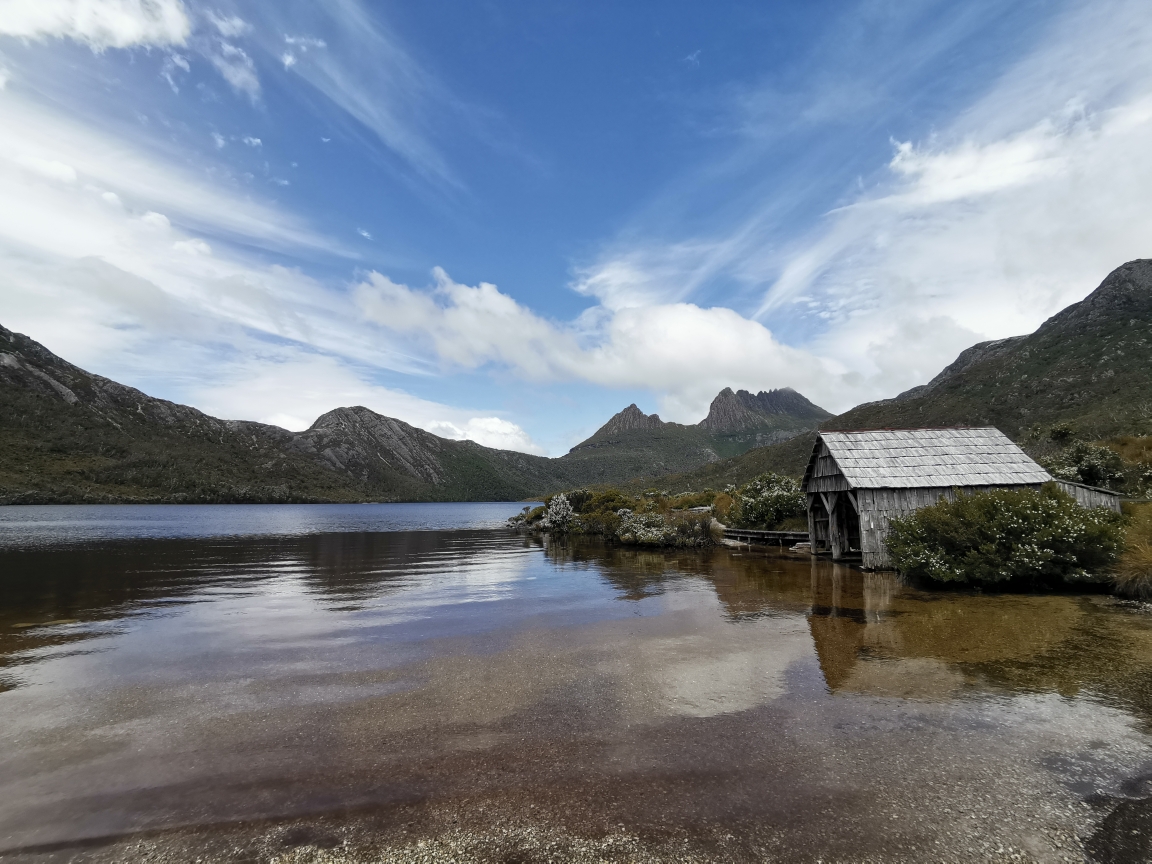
700, 387, 831, 431
592, 404, 667, 436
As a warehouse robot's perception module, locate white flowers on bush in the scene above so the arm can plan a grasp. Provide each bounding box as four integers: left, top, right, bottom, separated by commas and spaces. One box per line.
540, 493, 574, 532
730, 472, 805, 528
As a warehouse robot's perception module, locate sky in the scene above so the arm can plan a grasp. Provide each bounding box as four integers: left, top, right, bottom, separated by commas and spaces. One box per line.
1, 0, 1151, 456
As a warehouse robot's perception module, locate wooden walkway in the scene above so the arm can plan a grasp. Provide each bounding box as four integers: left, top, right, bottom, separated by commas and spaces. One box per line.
723, 528, 809, 547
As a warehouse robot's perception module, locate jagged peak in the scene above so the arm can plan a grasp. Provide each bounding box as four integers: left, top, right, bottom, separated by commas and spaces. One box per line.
699, 386, 830, 431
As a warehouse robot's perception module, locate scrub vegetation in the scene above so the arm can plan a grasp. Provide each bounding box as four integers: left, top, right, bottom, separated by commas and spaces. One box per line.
1115, 502, 1152, 600
510, 472, 807, 547
885, 485, 1125, 589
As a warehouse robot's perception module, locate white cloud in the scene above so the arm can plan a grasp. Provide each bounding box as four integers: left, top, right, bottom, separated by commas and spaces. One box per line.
0, 0, 191, 49
204, 10, 248, 38
211, 131, 225, 149
357, 227, 371, 239
427, 417, 545, 455
560, 0, 1152, 410
209, 41, 259, 100
172, 238, 210, 255
140, 210, 170, 229
241, 135, 261, 147
19, 156, 77, 183
254, 4, 458, 185
355, 268, 846, 421
188, 352, 543, 453
0, 89, 341, 254
0, 65, 11, 89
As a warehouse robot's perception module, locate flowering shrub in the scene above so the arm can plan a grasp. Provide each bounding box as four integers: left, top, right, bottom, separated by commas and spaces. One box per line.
539, 492, 574, 532
616, 511, 711, 547
729, 473, 805, 528
886, 485, 1124, 588
1042, 441, 1126, 490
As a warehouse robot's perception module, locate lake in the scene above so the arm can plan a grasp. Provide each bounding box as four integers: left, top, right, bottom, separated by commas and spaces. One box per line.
0, 503, 1149, 863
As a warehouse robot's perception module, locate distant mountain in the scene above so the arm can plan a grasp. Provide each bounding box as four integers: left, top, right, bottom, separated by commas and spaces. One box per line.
650, 259, 1152, 492
0, 324, 573, 504
0, 323, 828, 503
558, 386, 832, 485
700, 387, 830, 431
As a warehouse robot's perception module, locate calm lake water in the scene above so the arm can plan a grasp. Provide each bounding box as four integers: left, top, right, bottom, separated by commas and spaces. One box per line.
0, 504, 1150, 863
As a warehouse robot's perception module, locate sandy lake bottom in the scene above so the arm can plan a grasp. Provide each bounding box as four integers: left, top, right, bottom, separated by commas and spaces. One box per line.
0, 506, 1150, 863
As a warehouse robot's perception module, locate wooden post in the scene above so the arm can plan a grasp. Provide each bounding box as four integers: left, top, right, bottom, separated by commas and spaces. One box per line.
821, 492, 842, 560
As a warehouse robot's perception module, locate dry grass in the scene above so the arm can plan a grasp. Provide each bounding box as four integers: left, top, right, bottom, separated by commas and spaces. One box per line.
1116, 502, 1152, 600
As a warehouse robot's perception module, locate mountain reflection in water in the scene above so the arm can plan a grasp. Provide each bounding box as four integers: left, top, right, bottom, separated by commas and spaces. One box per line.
0, 527, 1150, 862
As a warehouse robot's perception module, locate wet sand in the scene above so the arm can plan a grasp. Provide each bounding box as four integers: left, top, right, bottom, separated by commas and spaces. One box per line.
0, 530, 1149, 862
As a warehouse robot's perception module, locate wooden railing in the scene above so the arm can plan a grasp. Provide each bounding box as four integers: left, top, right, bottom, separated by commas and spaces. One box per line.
723, 528, 810, 546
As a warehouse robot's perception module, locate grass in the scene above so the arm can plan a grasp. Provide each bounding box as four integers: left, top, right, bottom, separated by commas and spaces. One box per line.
1116, 503, 1152, 600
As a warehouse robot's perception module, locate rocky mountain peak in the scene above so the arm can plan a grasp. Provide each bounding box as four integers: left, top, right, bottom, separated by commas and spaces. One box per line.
700, 387, 831, 432
593, 403, 666, 437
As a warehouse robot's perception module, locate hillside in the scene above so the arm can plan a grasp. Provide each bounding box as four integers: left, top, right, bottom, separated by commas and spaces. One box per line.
0, 325, 574, 503
0, 324, 825, 503
833, 259, 1152, 438
643, 259, 1152, 492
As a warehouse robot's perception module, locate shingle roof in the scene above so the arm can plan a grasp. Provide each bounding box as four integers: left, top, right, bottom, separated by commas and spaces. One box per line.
813, 427, 1052, 489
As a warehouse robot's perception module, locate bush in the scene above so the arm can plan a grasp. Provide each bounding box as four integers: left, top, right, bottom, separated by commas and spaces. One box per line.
730, 472, 805, 529
1043, 441, 1126, 490
885, 485, 1125, 588
539, 493, 574, 532
616, 511, 711, 548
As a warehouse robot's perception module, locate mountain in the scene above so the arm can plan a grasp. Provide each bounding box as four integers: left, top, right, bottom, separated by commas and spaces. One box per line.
832, 259, 1152, 438
557, 387, 832, 485
651, 259, 1152, 491
700, 387, 830, 431
0, 324, 574, 504
0, 323, 828, 503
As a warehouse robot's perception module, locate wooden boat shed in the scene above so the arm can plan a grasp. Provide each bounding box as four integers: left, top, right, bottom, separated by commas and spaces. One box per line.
802, 427, 1121, 570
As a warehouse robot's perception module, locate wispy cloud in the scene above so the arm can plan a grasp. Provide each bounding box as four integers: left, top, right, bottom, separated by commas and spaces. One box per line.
0, 0, 191, 50
566, 0, 1152, 408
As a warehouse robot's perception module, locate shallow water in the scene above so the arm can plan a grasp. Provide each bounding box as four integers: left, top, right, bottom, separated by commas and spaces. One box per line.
0, 508, 1150, 862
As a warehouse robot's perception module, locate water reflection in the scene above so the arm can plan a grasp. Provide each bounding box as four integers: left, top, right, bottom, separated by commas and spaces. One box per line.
0, 529, 1150, 860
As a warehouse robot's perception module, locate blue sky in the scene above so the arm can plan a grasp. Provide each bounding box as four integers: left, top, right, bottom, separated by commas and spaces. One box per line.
2, 0, 1152, 455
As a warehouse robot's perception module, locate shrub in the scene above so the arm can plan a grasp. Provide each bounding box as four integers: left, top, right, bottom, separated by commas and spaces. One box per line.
1115, 503, 1152, 600
711, 492, 734, 522
730, 472, 805, 529
540, 493, 574, 532
1043, 441, 1126, 490
885, 485, 1125, 588
616, 511, 711, 547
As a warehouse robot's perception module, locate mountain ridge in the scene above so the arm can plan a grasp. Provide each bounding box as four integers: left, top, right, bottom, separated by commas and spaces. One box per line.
0, 323, 826, 503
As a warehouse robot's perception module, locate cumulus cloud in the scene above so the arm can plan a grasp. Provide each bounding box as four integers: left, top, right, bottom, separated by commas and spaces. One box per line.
426, 417, 545, 455
0, 0, 191, 49
355, 268, 847, 421
241, 135, 261, 147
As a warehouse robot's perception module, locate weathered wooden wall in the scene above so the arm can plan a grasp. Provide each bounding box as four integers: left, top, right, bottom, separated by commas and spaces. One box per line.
856, 487, 955, 570
807, 441, 850, 492
1054, 480, 1123, 513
